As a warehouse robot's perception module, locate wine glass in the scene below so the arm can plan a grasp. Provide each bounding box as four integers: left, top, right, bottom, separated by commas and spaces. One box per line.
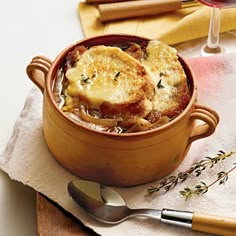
197, 0, 236, 56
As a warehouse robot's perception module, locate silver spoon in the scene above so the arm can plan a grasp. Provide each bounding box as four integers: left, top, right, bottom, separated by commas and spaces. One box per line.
68, 179, 236, 235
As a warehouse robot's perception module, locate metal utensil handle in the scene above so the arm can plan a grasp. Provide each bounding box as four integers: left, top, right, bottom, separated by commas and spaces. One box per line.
161, 209, 193, 228
130, 208, 193, 228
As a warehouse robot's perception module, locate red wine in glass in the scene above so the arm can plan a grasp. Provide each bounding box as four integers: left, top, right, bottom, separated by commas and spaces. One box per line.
198, 0, 236, 8
197, 0, 236, 55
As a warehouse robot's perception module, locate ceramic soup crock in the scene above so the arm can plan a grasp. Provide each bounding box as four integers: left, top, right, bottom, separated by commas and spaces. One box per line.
26, 34, 219, 187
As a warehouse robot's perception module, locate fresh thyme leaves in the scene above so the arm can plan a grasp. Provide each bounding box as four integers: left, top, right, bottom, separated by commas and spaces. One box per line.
115, 71, 120, 78
81, 74, 90, 84
218, 171, 229, 185
159, 72, 165, 77
180, 182, 208, 200
82, 77, 90, 83
147, 150, 236, 195
144, 51, 149, 60
157, 79, 164, 89
180, 164, 236, 200
114, 72, 120, 81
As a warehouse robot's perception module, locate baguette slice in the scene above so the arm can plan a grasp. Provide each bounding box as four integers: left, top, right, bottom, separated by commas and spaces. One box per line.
65, 45, 155, 119
141, 40, 191, 117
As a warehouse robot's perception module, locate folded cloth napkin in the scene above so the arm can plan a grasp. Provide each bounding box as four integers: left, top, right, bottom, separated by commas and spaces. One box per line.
1, 52, 236, 236
78, 2, 236, 45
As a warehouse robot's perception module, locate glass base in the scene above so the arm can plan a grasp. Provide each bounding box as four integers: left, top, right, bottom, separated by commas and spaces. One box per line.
201, 44, 225, 57
175, 30, 236, 58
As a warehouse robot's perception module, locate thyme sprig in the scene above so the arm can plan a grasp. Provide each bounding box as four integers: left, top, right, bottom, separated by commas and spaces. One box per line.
115, 71, 121, 78
180, 163, 236, 200
147, 150, 236, 195
157, 79, 165, 89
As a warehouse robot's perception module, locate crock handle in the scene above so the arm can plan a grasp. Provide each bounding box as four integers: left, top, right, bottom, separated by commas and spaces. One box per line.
26, 56, 52, 93
188, 104, 219, 144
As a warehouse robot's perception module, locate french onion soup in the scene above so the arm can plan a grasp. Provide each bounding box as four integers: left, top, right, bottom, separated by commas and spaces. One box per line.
52, 40, 191, 133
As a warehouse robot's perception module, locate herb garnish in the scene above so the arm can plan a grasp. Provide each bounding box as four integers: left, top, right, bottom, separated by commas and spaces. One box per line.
144, 52, 149, 60
157, 79, 165, 89
82, 77, 90, 83
159, 72, 165, 77
180, 164, 236, 199
81, 74, 90, 84
114, 71, 120, 81
92, 73, 97, 78
147, 150, 236, 196
115, 71, 121, 78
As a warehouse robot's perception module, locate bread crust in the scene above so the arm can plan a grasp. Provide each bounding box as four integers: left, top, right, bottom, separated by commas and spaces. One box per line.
56, 40, 191, 132
65, 45, 155, 119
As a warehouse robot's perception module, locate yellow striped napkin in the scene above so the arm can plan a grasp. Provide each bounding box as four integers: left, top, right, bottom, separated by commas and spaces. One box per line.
78, 2, 236, 45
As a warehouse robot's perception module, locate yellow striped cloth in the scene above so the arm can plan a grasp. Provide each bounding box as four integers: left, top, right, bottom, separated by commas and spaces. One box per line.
78, 2, 236, 45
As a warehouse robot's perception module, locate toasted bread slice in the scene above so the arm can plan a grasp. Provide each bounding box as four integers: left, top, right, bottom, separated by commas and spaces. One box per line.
141, 40, 190, 117
65, 45, 155, 118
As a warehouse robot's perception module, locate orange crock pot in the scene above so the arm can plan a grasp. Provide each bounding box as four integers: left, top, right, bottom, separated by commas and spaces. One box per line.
26, 34, 219, 186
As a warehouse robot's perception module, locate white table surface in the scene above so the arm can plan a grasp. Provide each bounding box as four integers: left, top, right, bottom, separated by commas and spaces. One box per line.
0, 1, 235, 235
0, 1, 83, 235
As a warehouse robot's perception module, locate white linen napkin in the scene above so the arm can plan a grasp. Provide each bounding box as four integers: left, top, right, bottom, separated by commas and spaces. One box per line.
1, 52, 236, 236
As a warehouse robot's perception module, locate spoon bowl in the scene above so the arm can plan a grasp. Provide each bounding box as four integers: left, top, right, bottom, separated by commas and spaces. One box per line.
68, 179, 236, 235
68, 179, 133, 223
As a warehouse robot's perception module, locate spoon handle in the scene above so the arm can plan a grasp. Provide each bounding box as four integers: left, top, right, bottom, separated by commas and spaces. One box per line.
161, 209, 236, 235
133, 208, 236, 235
131, 208, 193, 227
192, 212, 236, 235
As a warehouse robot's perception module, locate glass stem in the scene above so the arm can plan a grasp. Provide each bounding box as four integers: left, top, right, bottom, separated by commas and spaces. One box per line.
207, 7, 221, 49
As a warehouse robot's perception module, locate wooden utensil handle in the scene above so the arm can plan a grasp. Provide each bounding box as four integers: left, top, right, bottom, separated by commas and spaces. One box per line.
98, 0, 181, 22
86, 0, 130, 2
192, 212, 236, 235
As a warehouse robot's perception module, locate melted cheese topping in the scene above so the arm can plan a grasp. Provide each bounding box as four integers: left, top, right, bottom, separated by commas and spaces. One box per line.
62, 40, 189, 129
65, 45, 154, 111
141, 40, 187, 113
